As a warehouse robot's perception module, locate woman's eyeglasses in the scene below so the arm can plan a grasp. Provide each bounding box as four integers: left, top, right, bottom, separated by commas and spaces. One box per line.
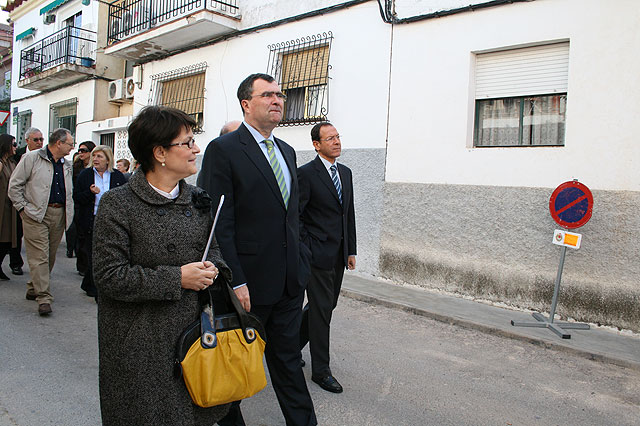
12, 142, 17, 147
77, 148, 89, 153
169, 138, 196, 149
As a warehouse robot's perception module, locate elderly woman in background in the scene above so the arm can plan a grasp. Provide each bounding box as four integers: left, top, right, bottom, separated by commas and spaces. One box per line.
0, 134, 19, 280
92, 106, 231, 425
73, 146, 127, 298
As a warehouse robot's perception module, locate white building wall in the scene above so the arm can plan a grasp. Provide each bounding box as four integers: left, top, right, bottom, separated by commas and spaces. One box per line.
11, 78, 95, 141
385, 0, 640, 191
134, 1, 390, 153
9, 0, 101, 102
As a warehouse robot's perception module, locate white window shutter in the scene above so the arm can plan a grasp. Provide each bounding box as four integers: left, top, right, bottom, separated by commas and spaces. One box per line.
475, 42, 569, 99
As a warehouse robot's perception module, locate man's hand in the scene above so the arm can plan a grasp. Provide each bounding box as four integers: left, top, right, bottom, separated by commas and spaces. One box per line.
347, 255, 356, 270
234, 285, 251, 312
90, 184, 100, 194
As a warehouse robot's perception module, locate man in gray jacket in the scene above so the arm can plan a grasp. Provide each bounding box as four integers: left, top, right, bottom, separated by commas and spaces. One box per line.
9, 129, 75, 316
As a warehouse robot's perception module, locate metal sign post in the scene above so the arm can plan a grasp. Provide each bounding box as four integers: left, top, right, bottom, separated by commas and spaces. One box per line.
511, 180, 593, 339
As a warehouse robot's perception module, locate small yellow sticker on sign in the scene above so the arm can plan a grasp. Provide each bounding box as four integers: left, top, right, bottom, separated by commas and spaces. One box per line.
552, 230, 582, 249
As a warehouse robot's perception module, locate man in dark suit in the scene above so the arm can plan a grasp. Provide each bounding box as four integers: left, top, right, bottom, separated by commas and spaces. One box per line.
298, 122, 356, 394
199, 73, 316, 426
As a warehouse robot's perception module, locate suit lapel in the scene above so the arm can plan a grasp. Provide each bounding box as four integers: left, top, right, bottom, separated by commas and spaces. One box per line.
314, 156, 341, 206
238, 125, 287, 209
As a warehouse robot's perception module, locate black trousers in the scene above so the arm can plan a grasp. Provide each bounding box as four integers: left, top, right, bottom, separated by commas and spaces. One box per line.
78, 218, 97, 296
299, 256, 345, 376
9, 215, 23, 269
65, 221, 76, 256
218, 291, 317, 426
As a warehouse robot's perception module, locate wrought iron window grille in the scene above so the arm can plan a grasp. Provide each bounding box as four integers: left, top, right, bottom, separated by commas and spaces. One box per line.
19, 26, 96, 81
150, 62, 208, 133
49, 98, 78, 137
267, 31, 333, 126
108, 0, 239, 45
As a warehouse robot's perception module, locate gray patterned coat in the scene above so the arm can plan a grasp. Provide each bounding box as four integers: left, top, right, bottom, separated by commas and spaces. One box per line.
93, 171, 230, 426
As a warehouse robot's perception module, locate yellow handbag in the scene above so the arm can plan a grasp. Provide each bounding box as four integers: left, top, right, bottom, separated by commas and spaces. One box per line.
175, 280, 267, 407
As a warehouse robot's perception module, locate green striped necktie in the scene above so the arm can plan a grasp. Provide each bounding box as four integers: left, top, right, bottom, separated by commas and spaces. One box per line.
264, 140, 290, 207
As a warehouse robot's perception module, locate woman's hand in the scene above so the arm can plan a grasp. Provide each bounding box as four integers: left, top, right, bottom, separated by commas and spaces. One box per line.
180, 261, 219, 291
90, 184, 100, 194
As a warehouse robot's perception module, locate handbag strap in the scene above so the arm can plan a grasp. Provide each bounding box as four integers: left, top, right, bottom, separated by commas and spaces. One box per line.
199, 276, 259, 344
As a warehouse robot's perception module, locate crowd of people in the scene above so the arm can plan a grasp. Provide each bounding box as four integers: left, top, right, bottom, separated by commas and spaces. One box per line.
3, 72, 357, 426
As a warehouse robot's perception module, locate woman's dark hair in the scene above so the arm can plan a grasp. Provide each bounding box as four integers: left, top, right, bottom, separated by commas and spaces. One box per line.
0, 134, 16, 161
127, 106, 197, 173
79, 141, 96, 152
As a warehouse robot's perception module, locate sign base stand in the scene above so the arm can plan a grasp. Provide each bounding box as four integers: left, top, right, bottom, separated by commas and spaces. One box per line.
511, 245, 590, 339
511, 313, 590, 339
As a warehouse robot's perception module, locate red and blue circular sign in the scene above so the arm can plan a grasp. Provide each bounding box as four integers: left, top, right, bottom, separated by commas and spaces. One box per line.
549, 181, 593, 229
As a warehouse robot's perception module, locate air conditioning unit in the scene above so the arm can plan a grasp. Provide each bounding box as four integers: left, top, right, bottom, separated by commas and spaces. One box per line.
43, 14, 56, 25
124, 76, 135, 99
108, 79, 124, 102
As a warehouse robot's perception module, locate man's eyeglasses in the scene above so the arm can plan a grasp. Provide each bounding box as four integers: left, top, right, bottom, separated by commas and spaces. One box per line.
31, 137, 44, 142
252, 91, 287, 101
77, 148, 89, 153
320, 135, 341, 142
169, 138, 196, 149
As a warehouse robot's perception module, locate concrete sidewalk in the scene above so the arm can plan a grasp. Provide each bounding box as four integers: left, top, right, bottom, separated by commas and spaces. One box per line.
341, 273, 640, 371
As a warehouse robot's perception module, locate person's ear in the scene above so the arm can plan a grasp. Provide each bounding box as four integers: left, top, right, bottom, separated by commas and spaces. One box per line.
152, 145, 167, 166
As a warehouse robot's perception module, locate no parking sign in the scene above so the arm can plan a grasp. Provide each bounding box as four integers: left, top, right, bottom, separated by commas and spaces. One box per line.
549, 181, 593, 229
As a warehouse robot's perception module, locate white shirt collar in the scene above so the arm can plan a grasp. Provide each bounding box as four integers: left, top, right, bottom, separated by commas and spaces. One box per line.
318, 155, 337, 172
148, 181, 180, 199
243, 121, 275, 144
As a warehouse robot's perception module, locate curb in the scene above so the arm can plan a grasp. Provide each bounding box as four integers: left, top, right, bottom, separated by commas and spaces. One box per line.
341, 287, 640, 372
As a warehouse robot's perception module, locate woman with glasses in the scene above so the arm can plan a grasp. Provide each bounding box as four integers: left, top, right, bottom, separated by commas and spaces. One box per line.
73, 145, 126, 299
0, 134, 19, 280
92, 106, 231, 425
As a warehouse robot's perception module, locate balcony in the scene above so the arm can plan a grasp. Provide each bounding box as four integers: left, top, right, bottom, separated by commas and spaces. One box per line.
105, 0, 240, 61
18, 26, 97, 91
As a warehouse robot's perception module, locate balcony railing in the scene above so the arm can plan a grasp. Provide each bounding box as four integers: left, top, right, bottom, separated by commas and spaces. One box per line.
20, 26, 97, 81
107, 0, 239, 45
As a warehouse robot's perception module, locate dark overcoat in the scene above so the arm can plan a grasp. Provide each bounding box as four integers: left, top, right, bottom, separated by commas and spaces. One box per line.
93, 171, 231, 426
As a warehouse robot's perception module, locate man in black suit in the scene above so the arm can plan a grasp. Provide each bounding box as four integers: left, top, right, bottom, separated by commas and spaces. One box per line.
199, 73, 316, 426
298, 122, 356, 394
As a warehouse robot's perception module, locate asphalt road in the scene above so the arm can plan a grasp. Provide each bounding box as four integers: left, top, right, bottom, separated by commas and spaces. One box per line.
1, 244, 639, 425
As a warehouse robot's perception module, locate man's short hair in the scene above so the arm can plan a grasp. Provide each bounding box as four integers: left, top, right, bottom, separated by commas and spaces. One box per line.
117, 158, 130, 171
128, 106, 197, 173
310, 122, 333, 142
49, 128, 71, 146
24, 127, 41, 140
237, 73, 276, 113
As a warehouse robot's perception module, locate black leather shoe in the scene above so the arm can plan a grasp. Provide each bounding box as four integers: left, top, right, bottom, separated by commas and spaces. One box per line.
66, 250, 74, 258
26, 291, 37, 301
312, 374, 343, 393
38, 303, 52, 316
11, 266, 23, 275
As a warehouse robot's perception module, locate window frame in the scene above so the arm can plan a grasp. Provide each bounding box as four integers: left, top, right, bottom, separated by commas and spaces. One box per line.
267, 32, 333, 126
49, 98, 78, 137
149, 62, 207, 132
474, 93, 567, 148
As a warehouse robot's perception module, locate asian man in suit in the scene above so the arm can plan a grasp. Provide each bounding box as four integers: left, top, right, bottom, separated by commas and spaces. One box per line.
298, 122, 356, 394
199, 73, 316, 426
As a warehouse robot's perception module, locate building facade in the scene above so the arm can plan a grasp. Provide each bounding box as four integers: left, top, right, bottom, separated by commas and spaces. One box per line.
5, 0, 639, 331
